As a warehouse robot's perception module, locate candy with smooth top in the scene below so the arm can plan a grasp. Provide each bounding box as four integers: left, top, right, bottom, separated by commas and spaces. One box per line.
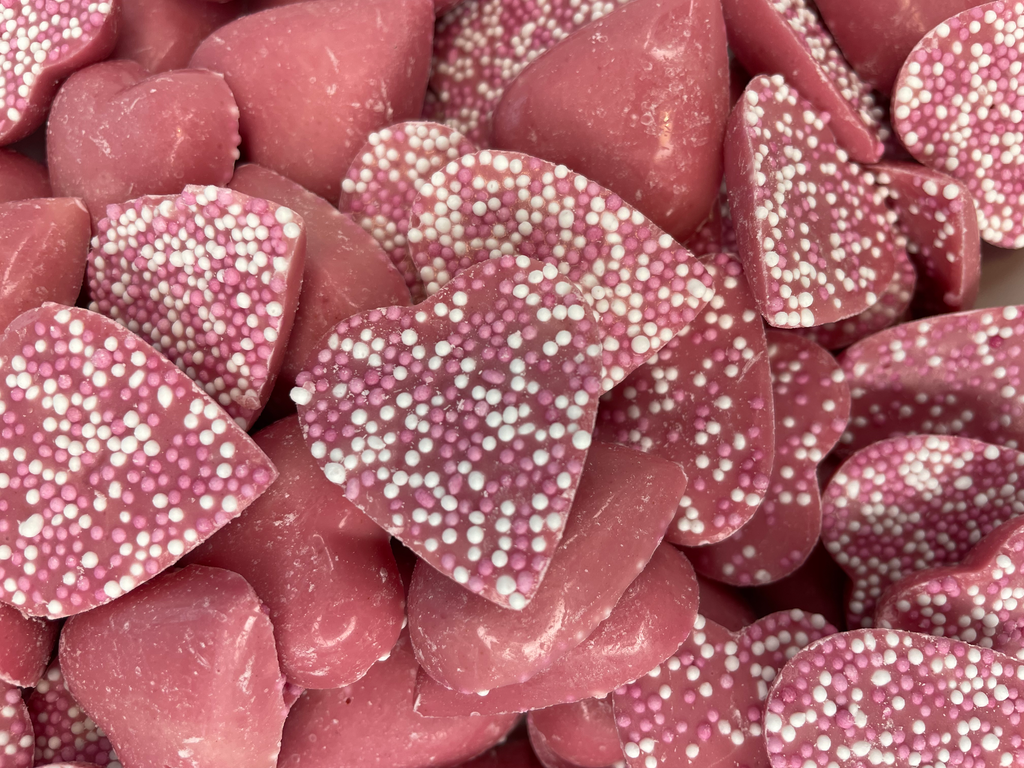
184, 418, 405, 689
597, 253, 774, 546
339, 122, 476, 299
27, 662, 118, 768
838, 306, 1024, 456
613, 610, 837, 768
491, 0, 730, 243
190, 0, 434, 201
726, 74, 897, 329
721, 0, 886, 164
87, 185, 306, 428
277, 632, 519, 768
0, 604, 56, 688
408, 150, 715, 393
293, 256, 603, 610
112, 0, 240, 74
229, 163, 410, 421
764, 629, 1024, 768
0, 151, 51, 203
822, 434, 1024, 628
0, 684, 32, 768
876, 517, 1024, 657
0, 304, 278, 618
47, 61, 240, 220
413, 543, 698, 715
0, 198, 91, 335
686, 331, 850, 586
528, 698, 622, 768
0, 0, 119, 146
892, 2, 1024, 249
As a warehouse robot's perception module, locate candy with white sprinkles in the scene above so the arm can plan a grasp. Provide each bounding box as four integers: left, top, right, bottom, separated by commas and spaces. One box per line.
892, 1, 1024, 249
0, 303, 277, 618
0, 684, 32, 768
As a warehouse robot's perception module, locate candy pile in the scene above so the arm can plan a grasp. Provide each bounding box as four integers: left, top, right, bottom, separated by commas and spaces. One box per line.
1, 1, 1024, 767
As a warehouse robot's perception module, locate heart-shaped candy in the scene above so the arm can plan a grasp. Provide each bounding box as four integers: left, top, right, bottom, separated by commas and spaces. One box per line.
87, 185, 307, 428
0, 150, 51, 203
528, 698, 623, 768
27, 662, 118, 768
292, 254, 603, 609
47, 61, 240, 220
0, 604, 56, 688
0, 684, 32, 768
0, 304, 277, 618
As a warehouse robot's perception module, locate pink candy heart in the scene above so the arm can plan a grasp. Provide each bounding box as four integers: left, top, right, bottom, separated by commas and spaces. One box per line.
0, 604, 55, 688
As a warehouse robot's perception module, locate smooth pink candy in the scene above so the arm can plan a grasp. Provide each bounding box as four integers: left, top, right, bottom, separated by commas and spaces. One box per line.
892, 2, 1024, 249
613, 610, 837, 768
87, 186, 307, 428
278, 632, 519, 768
0, 0, 118, 145
697, 575, 759, 631
822, 434, 1024, 628
407, 444, 686, 695
0, 304, 278, 618
726, 75, 897, 328
413, 542, 698, 715
528, 698, 622, 768
408, 150, 715, 393
293, 255, 603, 610
876, 517, 1024, 657
838, 306, 1024, 456
113, 0, 240, 73
0, 604, 56, 688
47, 61, 241, 220
339, 122, 477, 299
184, 418, 405, 689
491, 0, 730, 244
764, 629, 1024, 768
27, 662, 118, 767
686, 331, 851, 586
596, 253, 774, 546
0, 685, 32, 768
0, 151, 51, 203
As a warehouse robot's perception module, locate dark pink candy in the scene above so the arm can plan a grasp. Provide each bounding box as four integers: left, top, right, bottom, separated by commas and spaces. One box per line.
686, 331, 851, 586
113, 0, 240, 73
0, 151, 51, 203
697, 575, 758, 631
744, 543, 849, 631
452, 731, 543, 768
528, 698, 622, 768
27, 662, 118, 767
0, 684, 32, 768
0, 604, 56, 688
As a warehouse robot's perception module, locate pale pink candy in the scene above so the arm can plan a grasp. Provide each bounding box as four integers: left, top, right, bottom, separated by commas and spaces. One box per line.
293, 256, 603, 610
892, 2, 1024, 249
686, 332, 851, 586
87, 185, 307, 428
339, 122, 476, 299
0, 304, 278, 618
725, 75, 897, 328
876, 517, 1024, 657
613, 610, 837, 768
27, 662, 119, 768
821, 434, 1024, 628
838, 306, 1024, 456
0, 685, 32, 768
596, 254, 774, 545
408, 150, 715, 393
528, 698, 623, 768
764, 629, 1024, 768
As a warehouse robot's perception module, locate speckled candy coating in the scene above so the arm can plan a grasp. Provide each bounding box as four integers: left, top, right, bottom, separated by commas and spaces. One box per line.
822, 434, 1024, 628
596, 254, 774, 546
87, 185, 306, 428
0, 304, 277, 618
686, 332, 850, 586
339, 121, 476, 299
293, 255, 602, 609
838, 306, 1024, 456
408, 150, 714, 393
876, 517, 1024, 657
764, 629, 1024, 768
27, 662, 119, 768
0, 684, 31, 768
725, 75, 897, 329
612, 611, 837, 768
892, 2, 1024, 249
429, 0, 631, 144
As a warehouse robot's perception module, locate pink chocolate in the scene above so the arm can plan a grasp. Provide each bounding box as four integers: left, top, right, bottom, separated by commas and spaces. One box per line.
27, 662, 118, 767
190, 0, 434, 201
744, 543, 849, 631
0, 603, 56, 687
697, 575, 759, 631
528, 698, 622, 768
0, 684, 32, 768
596, 253, 774, 545
0, 304, 278, 618
891, 2, 1024, 249
0, 198, 91, 335
112, 0, 240, 74
686, 331, 851, 586
293, 256, 604, 610
184, 418, 405, 689
725, 74, 897, 328
60, 565, 287, 768
408, 150, 715, 393
87, 185, 307, 428
453, 731, 543, 768
47, 61, 240, 220
491, 0, 730, 243
0, 150, 51, 203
